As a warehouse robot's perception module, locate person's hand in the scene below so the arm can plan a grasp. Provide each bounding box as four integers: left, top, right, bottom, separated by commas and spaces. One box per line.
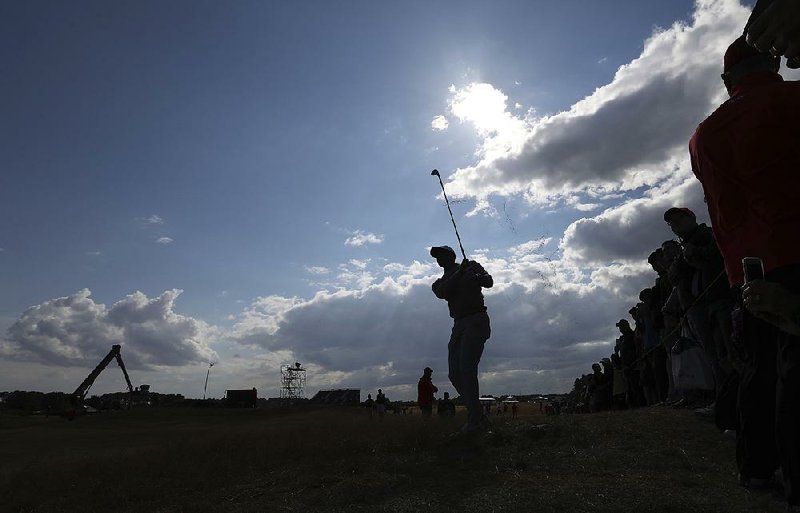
746, 0, 800, 68
742, 279, 800, 335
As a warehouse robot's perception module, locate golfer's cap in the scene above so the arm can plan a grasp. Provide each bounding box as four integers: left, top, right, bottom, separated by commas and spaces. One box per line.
615, 319, 630, 328
424, 366, 432, 373
724, 35, 763, 73
663, 207, 695, 222
430, 245, 456, 258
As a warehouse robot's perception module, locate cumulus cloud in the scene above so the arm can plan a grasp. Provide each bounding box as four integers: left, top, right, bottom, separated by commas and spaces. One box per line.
344, 230, 384, 247
431, 115, 449, 131
2, 289, 217, 369
156, 237, 174, 245
228, 246, 655, 396
561, 172, 709, 265
442, 0, 749, 204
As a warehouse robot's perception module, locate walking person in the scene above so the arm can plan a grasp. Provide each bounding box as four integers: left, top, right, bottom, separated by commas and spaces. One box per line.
431, 245, 493, 434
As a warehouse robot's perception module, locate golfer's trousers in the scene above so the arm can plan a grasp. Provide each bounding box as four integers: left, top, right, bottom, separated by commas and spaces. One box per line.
448, 311, 490, 427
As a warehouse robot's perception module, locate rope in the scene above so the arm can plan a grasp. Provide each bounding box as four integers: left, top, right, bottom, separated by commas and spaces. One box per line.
626, 269, 727, 366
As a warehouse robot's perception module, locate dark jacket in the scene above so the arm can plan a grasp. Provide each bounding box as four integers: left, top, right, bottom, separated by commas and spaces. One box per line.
432, 260, 493, 320
690, 73, 800, 286
417, 376, 438, 407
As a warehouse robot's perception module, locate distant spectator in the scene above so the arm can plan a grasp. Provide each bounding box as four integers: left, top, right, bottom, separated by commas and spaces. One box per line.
364, 393, 375, 418
511, 402, 518, 418
417, 367, 439, 418
375, 389, 387, 418
589, 363, 610, 412
611, 354, 627, 410
616, 319, 643, 407
438, 392, 456, 416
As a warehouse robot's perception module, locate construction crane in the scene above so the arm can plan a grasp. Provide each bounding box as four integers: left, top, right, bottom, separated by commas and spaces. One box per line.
73, 344, 134, 405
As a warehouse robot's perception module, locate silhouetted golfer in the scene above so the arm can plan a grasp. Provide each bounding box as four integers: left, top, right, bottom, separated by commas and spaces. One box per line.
430, 245, 493, 433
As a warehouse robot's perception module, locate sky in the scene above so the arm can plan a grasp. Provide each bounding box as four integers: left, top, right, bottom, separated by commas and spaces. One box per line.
1, 0, 788, 401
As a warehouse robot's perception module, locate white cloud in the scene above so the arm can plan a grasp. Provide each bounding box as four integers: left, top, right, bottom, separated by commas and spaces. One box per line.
156, 237, 174, 245
143, 215, 164, 225
2, 289, 218, 369
431, 115, 449, 131
86, 251, 102, 256
305, 266, 330, 275
228, 243, 655, 397
560, 172, 708, 265
441, 0, 750, 206
344, 230, 384, 247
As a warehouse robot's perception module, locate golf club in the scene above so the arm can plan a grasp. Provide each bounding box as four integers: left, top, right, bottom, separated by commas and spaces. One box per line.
431, 169, 467, 261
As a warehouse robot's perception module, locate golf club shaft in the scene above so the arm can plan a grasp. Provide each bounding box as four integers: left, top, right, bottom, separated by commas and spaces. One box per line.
434, 174, 467, 261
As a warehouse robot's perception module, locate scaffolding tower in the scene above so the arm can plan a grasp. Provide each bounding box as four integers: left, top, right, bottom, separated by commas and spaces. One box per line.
280, 362, 306, 400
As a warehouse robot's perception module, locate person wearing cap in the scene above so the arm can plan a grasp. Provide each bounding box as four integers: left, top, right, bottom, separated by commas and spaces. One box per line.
688, 35, 800, 507
417, 367, 439, 417
663, 207, 733, 406
430, 245, 493, 433
615, 319, 643, 408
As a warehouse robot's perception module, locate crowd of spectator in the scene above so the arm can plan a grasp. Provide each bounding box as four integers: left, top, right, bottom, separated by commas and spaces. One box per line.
570, 3, 800, 508
571, 207, 732, 415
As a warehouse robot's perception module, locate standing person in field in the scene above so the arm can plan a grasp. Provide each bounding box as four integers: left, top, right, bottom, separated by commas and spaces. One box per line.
417, 367, 438, 417
375, 389, 387, 418
431, 245, 494, 434
688, 36, 800, 508
438, 392, 456, 416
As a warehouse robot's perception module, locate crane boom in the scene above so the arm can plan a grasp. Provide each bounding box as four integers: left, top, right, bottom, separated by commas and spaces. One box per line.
73, 344, 135, 401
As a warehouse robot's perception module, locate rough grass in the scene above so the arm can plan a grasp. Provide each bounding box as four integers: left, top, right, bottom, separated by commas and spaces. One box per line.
0, 405, 787, 513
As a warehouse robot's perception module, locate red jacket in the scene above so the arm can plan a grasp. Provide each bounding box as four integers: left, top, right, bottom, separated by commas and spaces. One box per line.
689, 73, 800, 286
417, 376, 438, 407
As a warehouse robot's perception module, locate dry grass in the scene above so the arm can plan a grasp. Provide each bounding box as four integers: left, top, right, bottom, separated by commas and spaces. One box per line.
0, 405, 787, 513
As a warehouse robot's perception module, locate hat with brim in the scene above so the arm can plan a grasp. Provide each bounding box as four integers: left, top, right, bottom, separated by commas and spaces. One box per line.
430, 245, 456, 258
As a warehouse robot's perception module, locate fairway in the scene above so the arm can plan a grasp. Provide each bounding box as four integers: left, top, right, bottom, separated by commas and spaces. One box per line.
0, 406, 786, 513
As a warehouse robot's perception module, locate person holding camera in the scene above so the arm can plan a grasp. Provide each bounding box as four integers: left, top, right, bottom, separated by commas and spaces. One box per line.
431, 245, 493, 434
689, 36, 800, 508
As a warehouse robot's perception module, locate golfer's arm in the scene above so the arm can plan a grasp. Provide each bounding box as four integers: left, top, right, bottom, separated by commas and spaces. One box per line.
432, 277, 454, 298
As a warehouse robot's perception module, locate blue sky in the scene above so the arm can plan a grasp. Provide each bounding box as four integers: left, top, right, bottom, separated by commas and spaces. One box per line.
1, 0, 772, 399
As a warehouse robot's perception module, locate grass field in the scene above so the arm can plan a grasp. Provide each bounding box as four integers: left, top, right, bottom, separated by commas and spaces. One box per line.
0, 404, 787, 513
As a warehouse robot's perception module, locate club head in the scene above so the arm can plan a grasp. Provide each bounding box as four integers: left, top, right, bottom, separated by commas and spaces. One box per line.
431, 169, 440, 177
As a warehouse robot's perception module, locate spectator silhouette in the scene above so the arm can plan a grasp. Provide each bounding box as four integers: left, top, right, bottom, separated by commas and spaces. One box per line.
438, 392, 456, 416
375, 389, 387, 418
689, 35, 800, 507
417, 367, 438, 418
